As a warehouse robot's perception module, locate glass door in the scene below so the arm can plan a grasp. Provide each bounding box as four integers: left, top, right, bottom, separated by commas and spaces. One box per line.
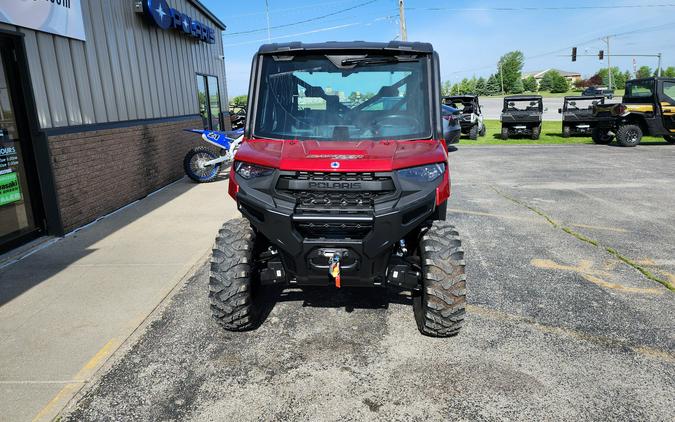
196, 74, 221, 130
0, 39, 42, 251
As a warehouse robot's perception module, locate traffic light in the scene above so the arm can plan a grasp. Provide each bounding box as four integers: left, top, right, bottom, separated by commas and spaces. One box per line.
599, 50, 604, 60
572, 47, 577, 62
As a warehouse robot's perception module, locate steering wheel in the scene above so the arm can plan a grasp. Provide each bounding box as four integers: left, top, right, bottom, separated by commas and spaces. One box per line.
372, 114, 421, 135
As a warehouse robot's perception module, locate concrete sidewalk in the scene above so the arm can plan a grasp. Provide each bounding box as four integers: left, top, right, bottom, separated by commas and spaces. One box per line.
0, 176, 238, 421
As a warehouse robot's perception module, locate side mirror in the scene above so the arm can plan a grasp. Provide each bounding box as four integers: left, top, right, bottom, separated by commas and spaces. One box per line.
558, 108, 562, 113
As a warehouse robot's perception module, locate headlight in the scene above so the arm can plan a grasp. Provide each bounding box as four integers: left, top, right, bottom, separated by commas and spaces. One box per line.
397, 163, 445, 183
235, 162, 273, 179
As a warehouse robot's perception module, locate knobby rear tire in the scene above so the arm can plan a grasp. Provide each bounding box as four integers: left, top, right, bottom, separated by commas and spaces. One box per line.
615, 124, 642, 147
413, 221, 466, 337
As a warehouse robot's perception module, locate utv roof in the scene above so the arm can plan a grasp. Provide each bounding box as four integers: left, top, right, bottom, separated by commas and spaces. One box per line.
504, 95, 543, 101
443, 95, 478, 100
257, 41, 434, 54
564, 95, 604, 100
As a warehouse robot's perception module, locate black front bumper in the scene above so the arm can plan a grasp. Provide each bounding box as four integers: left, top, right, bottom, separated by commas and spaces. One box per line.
234, 170, 441, 287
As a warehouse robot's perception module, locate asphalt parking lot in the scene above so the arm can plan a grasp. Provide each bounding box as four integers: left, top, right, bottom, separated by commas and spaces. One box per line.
64, 144, 674, 421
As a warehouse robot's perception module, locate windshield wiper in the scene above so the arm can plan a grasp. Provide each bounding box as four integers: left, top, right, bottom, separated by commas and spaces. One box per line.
341, 56, 418, 66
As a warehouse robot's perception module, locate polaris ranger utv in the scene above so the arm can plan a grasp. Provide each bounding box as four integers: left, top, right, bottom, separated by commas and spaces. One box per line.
558, 96, 605, 138
210, 42, 465, 337
500, 95, 543, 140
592, 77, 675, 146
442, 95, 486, 139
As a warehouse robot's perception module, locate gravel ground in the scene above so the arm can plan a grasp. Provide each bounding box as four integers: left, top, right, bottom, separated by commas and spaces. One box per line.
65, 144, 675, 422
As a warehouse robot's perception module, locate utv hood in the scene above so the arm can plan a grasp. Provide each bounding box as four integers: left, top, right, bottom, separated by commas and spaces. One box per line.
235, 138, 448, 172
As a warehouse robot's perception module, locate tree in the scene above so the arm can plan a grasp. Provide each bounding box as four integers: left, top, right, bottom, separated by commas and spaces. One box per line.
596, 67, 626, 89
485, 74, 501, 96
511, 78, 525, 94
663, 66, 675, 77
229, 95, 248, 107
441, 80, 452, 96
497, 51, 524, 93
538, 71, 557, 91
550, 74, 569, 93
522, 75, 538, 92
475, 77, 487, 96
636, 66, 652, 79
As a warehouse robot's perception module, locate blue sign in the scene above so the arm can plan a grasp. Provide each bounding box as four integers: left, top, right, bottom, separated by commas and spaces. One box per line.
143, 0, 215, 44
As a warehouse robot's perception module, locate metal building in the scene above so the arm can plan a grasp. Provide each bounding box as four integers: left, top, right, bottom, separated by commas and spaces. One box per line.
0, 0, 228, 253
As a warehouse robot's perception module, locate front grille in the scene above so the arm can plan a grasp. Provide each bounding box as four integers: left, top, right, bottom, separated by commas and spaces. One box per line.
277, 171, 396, 239
277, 171, 396, 213
295, 221, 373, 239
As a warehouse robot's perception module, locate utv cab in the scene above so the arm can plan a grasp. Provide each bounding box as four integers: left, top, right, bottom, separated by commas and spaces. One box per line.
592, 77, 675, 146
559, 96, 605, 137
442, 94, 486, 139
500, 95, 543, 140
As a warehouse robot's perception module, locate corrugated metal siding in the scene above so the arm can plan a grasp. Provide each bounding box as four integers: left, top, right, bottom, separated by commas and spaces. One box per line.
17, 0, 227, 129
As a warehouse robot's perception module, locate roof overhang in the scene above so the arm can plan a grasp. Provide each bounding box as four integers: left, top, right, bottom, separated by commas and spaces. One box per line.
188, 0, 226, 30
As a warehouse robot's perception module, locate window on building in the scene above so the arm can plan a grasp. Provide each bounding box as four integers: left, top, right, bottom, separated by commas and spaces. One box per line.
196, 74, 221, 130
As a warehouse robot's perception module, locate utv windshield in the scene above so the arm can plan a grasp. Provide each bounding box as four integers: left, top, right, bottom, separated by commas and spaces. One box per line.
564, 98, 603, 110
503, 99, 542, 112
253, 54, 432, 141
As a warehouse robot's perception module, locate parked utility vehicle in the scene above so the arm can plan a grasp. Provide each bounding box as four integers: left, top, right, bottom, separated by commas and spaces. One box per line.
442, 95, 486, 139
210, 42, 466, 337
593, 77, 675, 146
500, 95, 543, 140
558, 96, 605, 138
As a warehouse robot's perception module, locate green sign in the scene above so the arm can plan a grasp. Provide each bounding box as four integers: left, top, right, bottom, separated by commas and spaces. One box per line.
0, 172, 21, 206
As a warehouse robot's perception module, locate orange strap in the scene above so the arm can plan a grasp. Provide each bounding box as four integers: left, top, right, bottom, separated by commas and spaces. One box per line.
330, 261, 341, 288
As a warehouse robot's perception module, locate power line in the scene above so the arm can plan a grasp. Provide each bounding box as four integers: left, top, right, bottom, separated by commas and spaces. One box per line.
227, 0, 368, 18
444, 21, 674, 76
224, 0, 382, 36
407, 3, 675, 12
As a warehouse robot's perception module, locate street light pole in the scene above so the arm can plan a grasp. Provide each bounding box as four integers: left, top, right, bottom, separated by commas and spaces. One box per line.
499, 62, 504, 94
657, 53, 662, 76
398, 0, 407, 41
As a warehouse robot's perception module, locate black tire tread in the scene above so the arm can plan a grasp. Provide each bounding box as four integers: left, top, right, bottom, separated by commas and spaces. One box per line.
469, 124, 479, 140
615, 124, 642, 147
209, 218, 257, 331
414, 221, 466, 337
664, 135, 675, 144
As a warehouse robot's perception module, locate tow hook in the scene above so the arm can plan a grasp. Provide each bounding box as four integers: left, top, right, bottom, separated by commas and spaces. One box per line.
327, 253, 342, 288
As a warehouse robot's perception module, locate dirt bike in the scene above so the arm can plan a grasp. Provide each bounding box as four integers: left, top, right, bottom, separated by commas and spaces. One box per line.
182, 128, 243, 183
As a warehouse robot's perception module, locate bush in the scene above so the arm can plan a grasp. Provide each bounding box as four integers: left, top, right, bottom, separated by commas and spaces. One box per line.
522, 75, 538, 92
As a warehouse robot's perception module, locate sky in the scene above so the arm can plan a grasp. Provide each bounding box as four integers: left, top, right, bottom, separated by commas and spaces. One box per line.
198, 0, 675, 98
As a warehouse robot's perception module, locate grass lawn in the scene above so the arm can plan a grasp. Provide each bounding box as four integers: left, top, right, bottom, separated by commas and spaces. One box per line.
457, 119, 667, 145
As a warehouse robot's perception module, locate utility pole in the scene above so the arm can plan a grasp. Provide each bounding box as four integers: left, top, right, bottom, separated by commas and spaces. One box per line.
398, 0, 407, 41
657, 53, 662, 76
603, 36, 612, 90
499, 62, 504, 94
264, 0, 272, 43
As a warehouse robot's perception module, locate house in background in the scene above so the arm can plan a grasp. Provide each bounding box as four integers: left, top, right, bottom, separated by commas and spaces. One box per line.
523, 69, 582, 87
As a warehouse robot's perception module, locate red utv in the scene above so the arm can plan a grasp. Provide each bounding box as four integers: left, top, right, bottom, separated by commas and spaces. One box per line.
210, 41, 466, 337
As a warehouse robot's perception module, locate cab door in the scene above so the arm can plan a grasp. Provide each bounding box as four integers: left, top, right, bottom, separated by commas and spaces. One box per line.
660, 80, 675, 134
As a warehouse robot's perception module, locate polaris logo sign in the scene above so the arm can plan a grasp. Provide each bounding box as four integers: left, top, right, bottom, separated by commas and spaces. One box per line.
142, 0, 216, 44
308, 182, 363, 190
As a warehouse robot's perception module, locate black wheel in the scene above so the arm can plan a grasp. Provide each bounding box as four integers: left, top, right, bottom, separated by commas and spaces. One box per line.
501, 126, 509, 140
479, 123, 486, 137
469, 124, 479, 140
562, 125, 571, 138
592, 127, 614, 144
664, 135, 675, 144
209, 218, 260, 331
531, 125, 541, 140
183, 146, 221, 183
413, 221, 466, 337
616, 124, 642, 147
